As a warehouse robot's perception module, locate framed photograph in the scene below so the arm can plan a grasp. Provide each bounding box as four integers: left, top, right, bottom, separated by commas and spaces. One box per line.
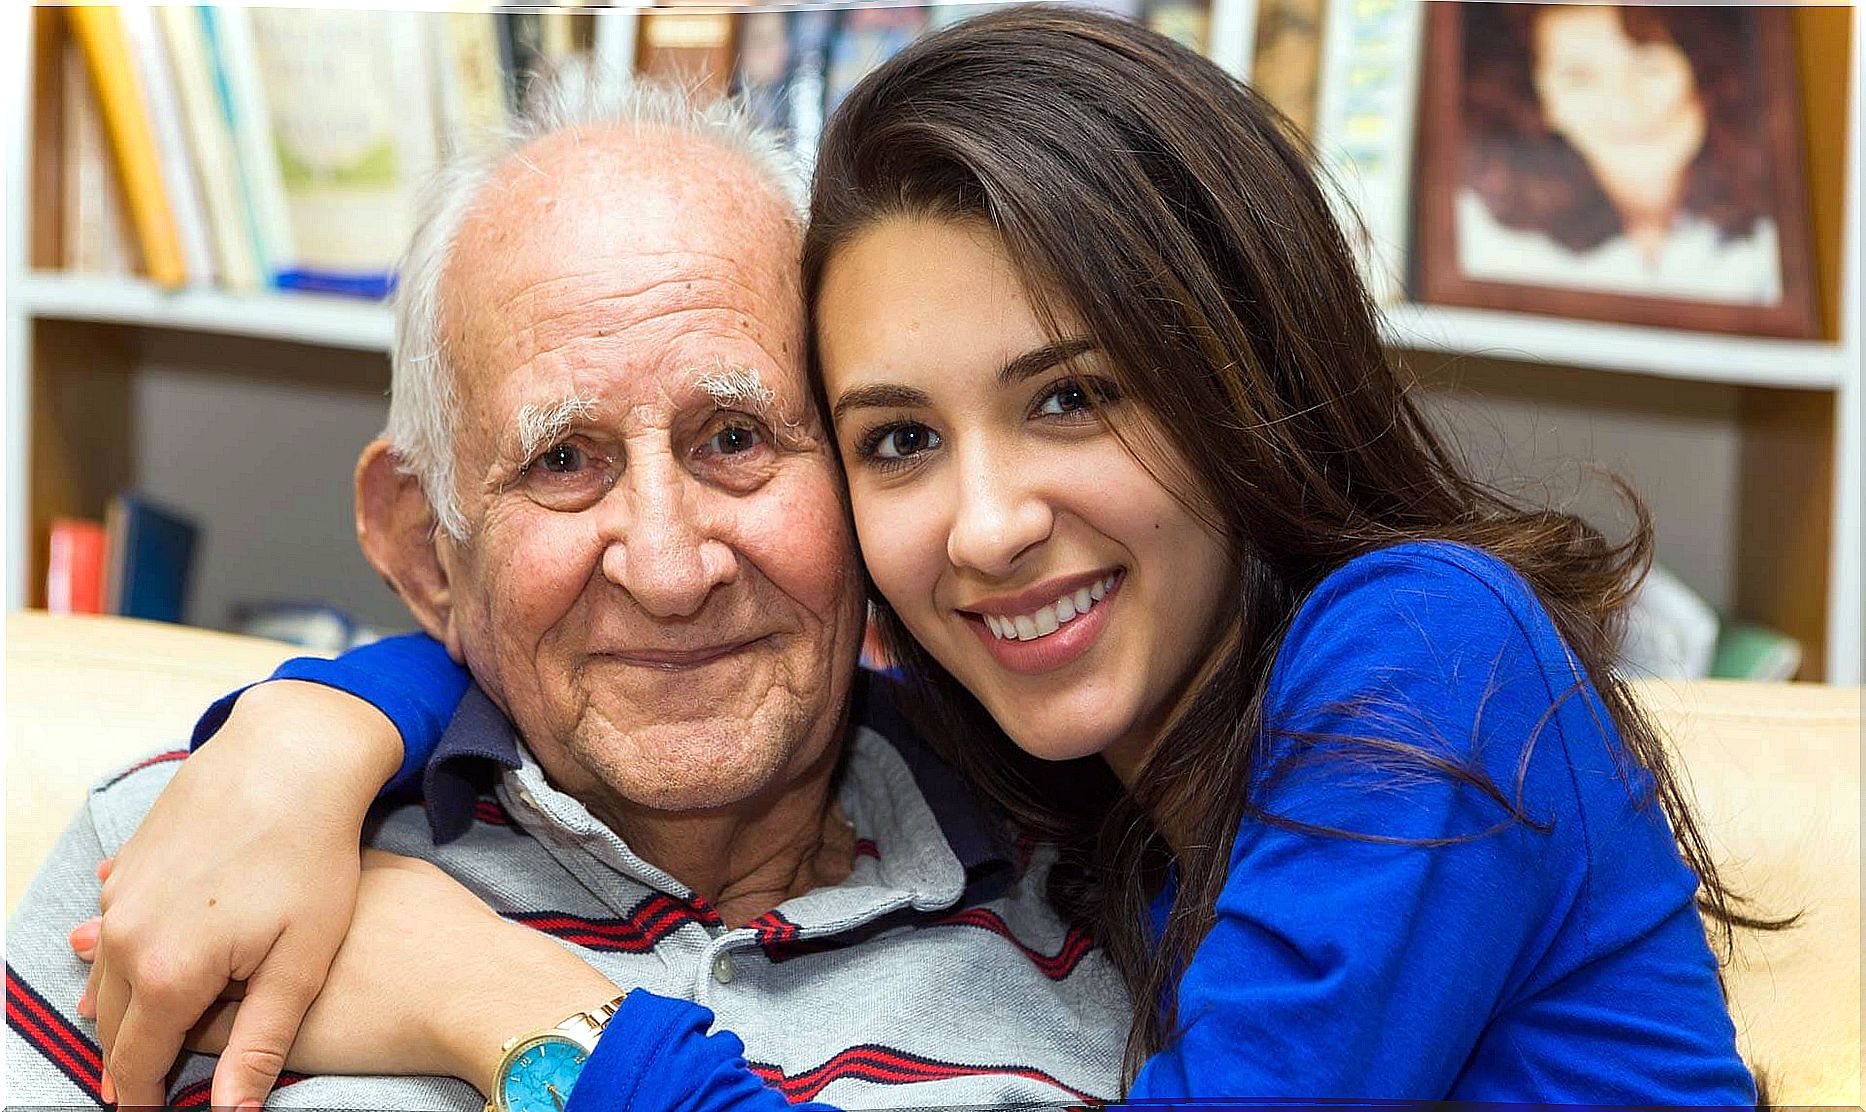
1413, 3, 1820, 338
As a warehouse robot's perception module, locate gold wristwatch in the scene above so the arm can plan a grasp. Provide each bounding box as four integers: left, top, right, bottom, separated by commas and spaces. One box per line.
485, 995, 625, 1112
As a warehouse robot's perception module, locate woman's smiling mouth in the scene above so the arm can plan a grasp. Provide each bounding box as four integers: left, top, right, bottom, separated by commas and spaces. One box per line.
960, 569, 1125, 674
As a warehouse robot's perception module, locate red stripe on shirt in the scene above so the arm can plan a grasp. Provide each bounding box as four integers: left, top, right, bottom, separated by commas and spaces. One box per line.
97, 749, 190, 791
752, 1043, 1094, 1103
169, 1071, 310, 1108
931, 907, 1097, 980
7, 966, 103, 1098
472, 798, 513, 826
507, 894, 695, 952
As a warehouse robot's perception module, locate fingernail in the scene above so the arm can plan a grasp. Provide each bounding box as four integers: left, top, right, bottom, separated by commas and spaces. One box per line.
76, 989, 96, 1019
99, 1069, 115, 1104
69, 920, 99, 953
96, 858, 113, 883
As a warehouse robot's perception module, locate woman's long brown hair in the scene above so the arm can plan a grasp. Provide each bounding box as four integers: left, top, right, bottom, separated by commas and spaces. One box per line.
800, 5, 1780, 1088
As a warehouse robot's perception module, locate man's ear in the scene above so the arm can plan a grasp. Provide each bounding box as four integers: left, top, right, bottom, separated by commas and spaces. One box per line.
355, 440, 465, 661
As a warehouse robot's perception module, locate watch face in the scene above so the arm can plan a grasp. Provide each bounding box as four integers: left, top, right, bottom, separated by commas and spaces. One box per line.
497, 1034, 588, 1112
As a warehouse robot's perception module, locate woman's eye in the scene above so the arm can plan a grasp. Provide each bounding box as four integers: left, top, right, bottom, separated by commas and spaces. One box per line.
1034, 377, 1117, 419
866, 423, 942, 461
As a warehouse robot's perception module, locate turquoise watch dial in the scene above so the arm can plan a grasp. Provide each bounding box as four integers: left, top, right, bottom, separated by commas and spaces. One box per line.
498, 1035, 588, 1112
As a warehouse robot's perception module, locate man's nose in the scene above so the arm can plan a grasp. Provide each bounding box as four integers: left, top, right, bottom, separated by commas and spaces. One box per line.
945, 446, 1053, 578
597, 459, 739, 618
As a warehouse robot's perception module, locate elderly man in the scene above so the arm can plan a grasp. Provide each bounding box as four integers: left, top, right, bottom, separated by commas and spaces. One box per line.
4, 80, 1127, 1110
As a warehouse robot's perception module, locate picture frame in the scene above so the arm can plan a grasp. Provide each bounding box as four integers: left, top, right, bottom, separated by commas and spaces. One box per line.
1412, 2, 1820, 339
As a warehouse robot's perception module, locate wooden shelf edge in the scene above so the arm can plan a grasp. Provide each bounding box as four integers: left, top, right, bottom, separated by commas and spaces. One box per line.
14, 273, 1854, 390
14, 272, 393, 352
1382, 302, 1851, 390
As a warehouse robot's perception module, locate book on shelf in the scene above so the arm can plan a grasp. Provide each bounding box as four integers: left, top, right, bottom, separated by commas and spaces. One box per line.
1144, 0, 1210, 56
1709, 622, 1804, 683
157, 5, 261, 292
434, 12, 510, 157
46, 519, 107, 616
60, 38, 139, 277
636, 10, 738, 104
500, 9, 576, 114
825, 6, 928, 116
41, 2, 1262, 302
1312, 0, 1424, 305
733, 10, 794, 140
118, 5, 218, 287
784, 9, 837, 168
65, 5, 188, 288
201, 5, 298, 290
44, 495, 200, 624
103, 493, 200, 625
245, 8, 439, 299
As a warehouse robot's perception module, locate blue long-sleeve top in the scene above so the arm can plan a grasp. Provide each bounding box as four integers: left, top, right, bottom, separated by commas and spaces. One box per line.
195, 541, 1753, 1104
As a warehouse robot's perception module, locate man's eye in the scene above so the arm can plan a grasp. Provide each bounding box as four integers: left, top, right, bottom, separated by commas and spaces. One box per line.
706, 424, 765, 456
864, 423, 941, 461
1034, 377, 1118, 419
536, 443, 589, 473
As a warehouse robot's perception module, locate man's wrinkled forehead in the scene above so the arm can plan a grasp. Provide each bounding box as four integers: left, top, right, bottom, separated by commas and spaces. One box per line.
439, 125, 805, 388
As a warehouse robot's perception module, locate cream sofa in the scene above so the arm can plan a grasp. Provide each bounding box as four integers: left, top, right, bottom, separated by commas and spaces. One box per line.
6, 611, 1861, 1106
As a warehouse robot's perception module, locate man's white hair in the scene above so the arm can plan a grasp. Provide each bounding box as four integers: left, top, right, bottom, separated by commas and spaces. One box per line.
386, 64, 804, 539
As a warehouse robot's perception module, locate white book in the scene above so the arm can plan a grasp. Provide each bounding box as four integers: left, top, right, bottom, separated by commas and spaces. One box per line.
592, 7, 639, 96
158, 6, 261, 292
62, 40, 136, 276
432, 12, 509, 157
205, 5, 298, 284
1207, 0, 1261, 80
245, 8, 438, 295
118, 5, 217, 286
1312, 0, 1425, 305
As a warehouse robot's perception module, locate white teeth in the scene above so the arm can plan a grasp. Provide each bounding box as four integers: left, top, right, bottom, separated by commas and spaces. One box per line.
980, 572, 1123, 645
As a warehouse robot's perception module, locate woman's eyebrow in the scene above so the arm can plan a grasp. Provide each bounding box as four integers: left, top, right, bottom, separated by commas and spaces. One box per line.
831, 337, 1100, 422
998, 337, 1098, 386
831, 383, 934, 422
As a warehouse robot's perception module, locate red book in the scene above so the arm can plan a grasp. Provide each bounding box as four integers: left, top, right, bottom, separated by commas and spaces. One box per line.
47, 518, 107, 614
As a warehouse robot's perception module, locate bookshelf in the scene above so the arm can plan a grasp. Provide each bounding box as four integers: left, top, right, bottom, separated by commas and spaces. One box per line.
16, 272, 394, 351
6, 3, 1860, 683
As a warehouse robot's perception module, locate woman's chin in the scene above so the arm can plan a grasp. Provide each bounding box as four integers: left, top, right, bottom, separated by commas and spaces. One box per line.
993, 706, 1131, 764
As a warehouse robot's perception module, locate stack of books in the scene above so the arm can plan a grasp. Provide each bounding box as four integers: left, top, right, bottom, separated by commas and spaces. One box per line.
46, 494, 199, 625
41, 3, 1227, 300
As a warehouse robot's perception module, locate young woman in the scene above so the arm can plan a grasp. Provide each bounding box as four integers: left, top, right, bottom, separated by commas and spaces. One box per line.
74, 7, 1760, 1108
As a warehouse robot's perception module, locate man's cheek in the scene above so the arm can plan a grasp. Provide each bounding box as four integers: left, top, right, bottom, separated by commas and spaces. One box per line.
763, 478, 859, 591
479, 516, 605, 637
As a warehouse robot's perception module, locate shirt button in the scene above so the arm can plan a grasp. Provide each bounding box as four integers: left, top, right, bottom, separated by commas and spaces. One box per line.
712, 953, 735, 984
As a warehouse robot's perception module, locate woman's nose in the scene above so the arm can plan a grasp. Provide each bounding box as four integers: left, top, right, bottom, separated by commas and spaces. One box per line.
945, 452, 1054, 578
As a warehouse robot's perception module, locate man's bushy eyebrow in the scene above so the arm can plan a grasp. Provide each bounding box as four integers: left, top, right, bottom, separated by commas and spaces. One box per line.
515, 392, 600, 459
694, 359, 776, 415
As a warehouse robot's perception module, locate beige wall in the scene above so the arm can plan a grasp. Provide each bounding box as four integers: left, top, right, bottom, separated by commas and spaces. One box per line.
1411, 352, 1744, 611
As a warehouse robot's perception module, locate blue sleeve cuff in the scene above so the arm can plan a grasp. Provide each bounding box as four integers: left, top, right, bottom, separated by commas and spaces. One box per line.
188, 633, 471, 798
566, 991, 837, 1112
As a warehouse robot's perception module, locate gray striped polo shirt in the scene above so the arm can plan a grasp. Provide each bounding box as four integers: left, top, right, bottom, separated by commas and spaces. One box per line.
5, 681, 1132, 1110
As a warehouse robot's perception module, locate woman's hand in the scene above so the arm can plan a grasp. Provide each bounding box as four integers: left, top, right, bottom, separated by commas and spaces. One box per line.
77, 680, 404, 1109
179, 852, 621, 1095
